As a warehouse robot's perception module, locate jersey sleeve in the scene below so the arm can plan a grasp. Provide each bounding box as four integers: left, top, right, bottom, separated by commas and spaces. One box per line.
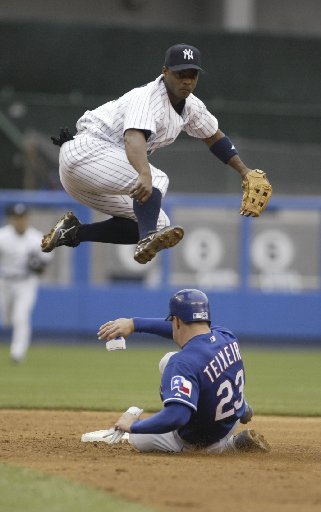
130, 402, 192, 434
123, 87, 158, 135
161, 360, 199, 411
184, 96, 218, 139
133, 318, 173, 339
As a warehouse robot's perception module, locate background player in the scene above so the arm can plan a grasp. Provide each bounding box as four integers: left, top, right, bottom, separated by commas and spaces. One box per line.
84, 289, 270, 454
0, 204, 53, 362
42, 43, 272, 264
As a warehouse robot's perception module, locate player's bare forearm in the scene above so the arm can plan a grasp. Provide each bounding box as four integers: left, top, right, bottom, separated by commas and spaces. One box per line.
97, 318, 135, 341
226, 155, 251, 179
124, 129, 152, 202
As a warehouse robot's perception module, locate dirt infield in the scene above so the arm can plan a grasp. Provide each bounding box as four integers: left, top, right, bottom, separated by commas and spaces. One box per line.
0, 410, 320, 512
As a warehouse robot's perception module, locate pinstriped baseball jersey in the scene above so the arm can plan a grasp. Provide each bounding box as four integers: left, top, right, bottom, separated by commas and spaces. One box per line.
59, 75, 218, 225
76, 75, 219, 152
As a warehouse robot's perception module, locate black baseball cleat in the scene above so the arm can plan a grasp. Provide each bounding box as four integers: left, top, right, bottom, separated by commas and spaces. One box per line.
134, 225, 184, 264
41, 211, 81, 252
233, 429, 271, 453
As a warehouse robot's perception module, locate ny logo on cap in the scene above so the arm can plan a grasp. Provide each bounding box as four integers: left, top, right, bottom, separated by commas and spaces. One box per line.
183, 49, 193, 60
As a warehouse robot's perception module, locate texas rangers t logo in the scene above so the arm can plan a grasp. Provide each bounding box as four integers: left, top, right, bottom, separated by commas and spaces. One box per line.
171, 375, 192, 397
183, 49, 193, 60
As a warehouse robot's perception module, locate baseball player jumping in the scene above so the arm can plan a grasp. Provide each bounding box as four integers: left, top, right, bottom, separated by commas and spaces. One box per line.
42, 43, 272, 264
82, 289, 270, 453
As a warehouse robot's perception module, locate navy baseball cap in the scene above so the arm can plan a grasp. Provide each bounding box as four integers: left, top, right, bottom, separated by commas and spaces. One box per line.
164, 43, 204, 72
6, 203, 29, 216
165, 289, 211, 322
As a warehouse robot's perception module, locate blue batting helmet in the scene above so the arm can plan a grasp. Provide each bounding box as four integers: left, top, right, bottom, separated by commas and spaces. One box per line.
165, 289, 211, 323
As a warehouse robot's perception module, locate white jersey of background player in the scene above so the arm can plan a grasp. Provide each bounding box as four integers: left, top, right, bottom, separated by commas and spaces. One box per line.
0, 204, 52, 362
42, 43, 257, 264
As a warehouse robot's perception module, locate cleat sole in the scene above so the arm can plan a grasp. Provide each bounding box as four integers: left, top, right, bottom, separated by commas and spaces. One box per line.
134, 226, 184, 264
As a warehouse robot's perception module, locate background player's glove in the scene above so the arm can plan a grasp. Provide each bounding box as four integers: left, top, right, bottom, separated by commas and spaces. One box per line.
51, 127, 74, 147
240, 169, 272, 217
28, 253, 46, 274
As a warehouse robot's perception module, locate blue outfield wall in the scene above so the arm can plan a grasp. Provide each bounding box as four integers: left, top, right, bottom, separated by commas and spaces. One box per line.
1, 190, 321, 341
36, 285, 321, 340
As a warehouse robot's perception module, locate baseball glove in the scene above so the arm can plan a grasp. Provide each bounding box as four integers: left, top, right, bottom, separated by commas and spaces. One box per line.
28, 253, 46, 275
51, 127, 74, 147
240, 169, 272, 217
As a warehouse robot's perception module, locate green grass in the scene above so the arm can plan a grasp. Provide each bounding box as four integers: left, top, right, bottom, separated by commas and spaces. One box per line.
0, 462, 154, 512
242, 348, 321, 416
0, 342, 320, 416
0, 342, 172, 411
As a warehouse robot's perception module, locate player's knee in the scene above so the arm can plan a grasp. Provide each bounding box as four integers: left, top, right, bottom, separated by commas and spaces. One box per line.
163, 174, 169, 193
152, 171, 169, 198
157, 211, 170, 230
128, 434, 152, 452
159, 351, 178, 374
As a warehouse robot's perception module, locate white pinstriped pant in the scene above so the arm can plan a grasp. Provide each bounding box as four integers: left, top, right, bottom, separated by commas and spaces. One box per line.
59, 134, 170, 230
0, 276, 39, 361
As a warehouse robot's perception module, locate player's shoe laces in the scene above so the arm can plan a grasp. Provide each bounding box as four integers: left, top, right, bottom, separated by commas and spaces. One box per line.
134, 225, 184, 264
233, 429, 271, 453
41, 211, 81, 253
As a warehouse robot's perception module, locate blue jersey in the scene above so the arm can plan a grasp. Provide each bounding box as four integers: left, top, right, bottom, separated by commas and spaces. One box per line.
161, 326, 246, 446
